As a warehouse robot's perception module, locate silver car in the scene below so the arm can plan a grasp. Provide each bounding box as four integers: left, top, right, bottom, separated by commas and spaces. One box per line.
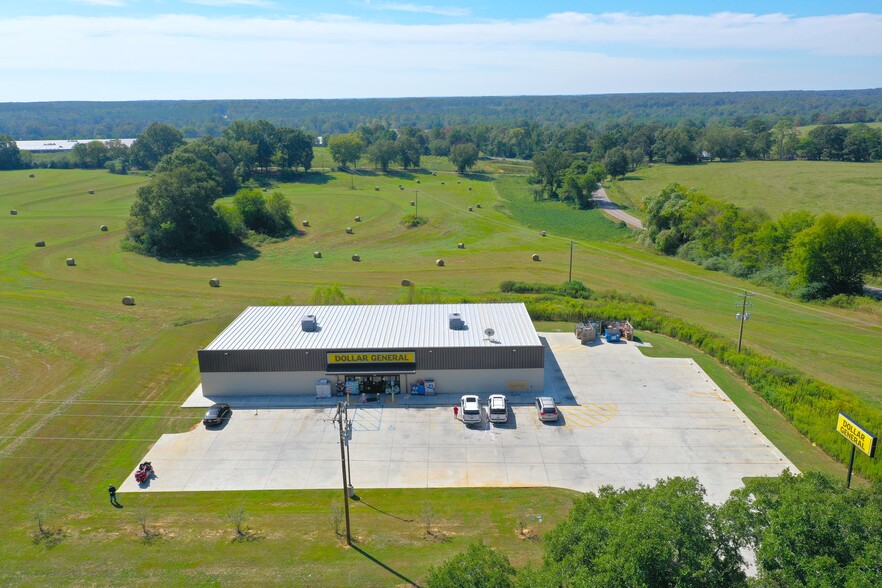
534, 396, 559, 422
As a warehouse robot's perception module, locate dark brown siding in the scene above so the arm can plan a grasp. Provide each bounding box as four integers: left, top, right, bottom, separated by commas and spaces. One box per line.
198, 346, 544, 373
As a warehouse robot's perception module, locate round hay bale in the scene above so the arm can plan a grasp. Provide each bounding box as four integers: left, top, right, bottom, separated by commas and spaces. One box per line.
436, 259, 445, 267
66, 257, 76, 266
35, 240, 45, 247
313, 251, 322, 258
540, 230, 547, 237
99, 225, 109, 231
532, 254, 541, 262
346, 227, 353, 234
122, 296, 135, 306
302, 220, 310, 227
262, 187, 267, 192
29, 173, 35, 178
416, 179, 421, 184
432, 171, 437, 176
10, 209, 17, 215
457, 242, 465, 249
209, 278, 220, 287
352, 254, 361, 262
401, 279, 411, 287
88, 189, 94, 194
355, 216, 361, 222
399, 185, 403, 189
410, 201, 415, 206
468, 206, 473, 211
374, 187, 380, 192
440, 181, 445, 185
468, 187, 472, 191
457, 180, 461, 184
476, 203, 481, 208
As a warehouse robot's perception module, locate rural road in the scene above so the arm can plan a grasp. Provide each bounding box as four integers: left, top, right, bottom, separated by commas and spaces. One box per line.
593, 185, 644, 230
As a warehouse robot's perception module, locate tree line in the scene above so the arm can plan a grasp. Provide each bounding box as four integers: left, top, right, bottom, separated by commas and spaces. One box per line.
2, 89, 881, 140
640, 184, 882, 299
426, 472, 882, 587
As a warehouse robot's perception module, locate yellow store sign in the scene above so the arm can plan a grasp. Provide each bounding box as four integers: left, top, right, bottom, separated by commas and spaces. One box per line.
837, 413, 877, 457
327, 351, 415, 364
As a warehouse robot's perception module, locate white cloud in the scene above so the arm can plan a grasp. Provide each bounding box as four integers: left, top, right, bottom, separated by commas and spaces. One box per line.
363, 2, 469, 17
71, 0, 126, 6
184, 0, 275, 7
0, 11, 879, 101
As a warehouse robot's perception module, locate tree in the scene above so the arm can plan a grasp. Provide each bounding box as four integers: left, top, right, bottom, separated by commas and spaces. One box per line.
448, 142, 479, 173
721, 471, 882, 587
328, 133, 365, 168
560, 160, 603, 209
70, 140, 110, 169
426, 542, 516, 588
808, 124, 847, 160
223, 120, 279, 171
126, 161, 230, 256
770, 118, 798, 160
601, 147, 629, 179
277, 127, 313, 171
0, 133, 24, 170
266, 191, 294, 235
130, 123, 184, 169
367, 139, 399, 172
786, 213, 882, 297
656, 127, 697, 164
233, 188, 275, 234
397, 136, 422, 169
532, 148, 575, 200
536, 478, 746, 588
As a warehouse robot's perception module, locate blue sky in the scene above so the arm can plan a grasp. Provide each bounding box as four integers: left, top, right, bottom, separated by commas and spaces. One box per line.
0, 1, 880, 101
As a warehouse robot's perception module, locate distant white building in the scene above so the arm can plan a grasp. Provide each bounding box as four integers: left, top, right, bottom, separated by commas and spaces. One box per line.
16, 138, 136, 152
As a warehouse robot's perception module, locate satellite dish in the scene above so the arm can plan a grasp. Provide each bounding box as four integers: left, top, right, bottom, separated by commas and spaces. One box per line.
484, 328, 495, 338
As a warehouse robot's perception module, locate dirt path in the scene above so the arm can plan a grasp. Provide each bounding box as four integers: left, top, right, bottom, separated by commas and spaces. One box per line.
593, 185, 643, 229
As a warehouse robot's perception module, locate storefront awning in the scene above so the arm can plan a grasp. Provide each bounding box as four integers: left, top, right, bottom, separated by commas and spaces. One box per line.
325, 362, 416, 375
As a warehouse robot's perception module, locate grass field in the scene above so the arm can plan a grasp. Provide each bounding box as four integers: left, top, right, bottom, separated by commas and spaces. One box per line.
2, 164, 882, 584
604, 160, 882, 222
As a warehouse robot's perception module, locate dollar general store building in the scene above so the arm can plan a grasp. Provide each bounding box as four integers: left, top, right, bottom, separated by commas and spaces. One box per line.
197, 303, 545, 398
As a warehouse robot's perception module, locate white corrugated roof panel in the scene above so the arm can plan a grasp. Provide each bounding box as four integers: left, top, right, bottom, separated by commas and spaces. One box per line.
204, 303, 540, 350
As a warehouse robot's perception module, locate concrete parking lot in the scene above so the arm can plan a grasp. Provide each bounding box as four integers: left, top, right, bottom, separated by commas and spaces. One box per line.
120, 333, 794, 503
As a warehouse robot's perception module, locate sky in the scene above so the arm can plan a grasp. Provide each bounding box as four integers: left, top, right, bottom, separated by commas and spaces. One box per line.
0, 1, 880, 102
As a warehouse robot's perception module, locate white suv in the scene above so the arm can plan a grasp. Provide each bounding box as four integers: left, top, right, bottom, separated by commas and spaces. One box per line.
460, 395, 482, 424
487, 394, 508, 424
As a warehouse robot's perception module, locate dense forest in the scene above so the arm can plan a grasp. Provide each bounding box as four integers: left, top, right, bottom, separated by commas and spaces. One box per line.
1, 89, 881, 140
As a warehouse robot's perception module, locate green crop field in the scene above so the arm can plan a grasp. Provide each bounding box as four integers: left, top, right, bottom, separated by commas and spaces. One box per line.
2, 165, 881, 584
604, 160, 882, 222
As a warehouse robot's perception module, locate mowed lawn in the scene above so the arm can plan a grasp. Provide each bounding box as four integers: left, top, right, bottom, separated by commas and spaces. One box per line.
604, 160, 882, 222
2, 166, 882, 584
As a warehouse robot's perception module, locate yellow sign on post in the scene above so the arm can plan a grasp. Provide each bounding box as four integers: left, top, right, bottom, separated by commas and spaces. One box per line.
837, 413, 877, 458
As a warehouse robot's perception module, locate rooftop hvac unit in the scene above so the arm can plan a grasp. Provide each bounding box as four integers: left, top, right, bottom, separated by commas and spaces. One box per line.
301, 315, 318, 332
448, 312, 465, 330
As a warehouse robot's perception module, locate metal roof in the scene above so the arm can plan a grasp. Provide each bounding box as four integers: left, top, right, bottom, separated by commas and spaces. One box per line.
16, 138, 136, 152
204, 303, 540, 351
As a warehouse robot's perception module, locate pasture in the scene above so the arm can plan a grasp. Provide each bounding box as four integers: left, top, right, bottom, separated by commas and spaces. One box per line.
1, 164, 880, 584
604, 160, 882, 222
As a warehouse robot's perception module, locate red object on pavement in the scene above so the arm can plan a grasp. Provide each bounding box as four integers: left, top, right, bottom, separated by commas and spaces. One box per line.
453, 406, 459, 419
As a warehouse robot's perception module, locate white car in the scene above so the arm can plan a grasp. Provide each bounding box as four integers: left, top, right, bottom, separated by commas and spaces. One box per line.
460, 395, 482, 424
487, 394, 508, 423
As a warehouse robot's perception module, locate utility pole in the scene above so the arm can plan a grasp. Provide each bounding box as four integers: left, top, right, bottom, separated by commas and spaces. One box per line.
736, 290, 753, 353
414, 189, 419, 219
336, 402, 351, 545
568, 240, 574, 283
